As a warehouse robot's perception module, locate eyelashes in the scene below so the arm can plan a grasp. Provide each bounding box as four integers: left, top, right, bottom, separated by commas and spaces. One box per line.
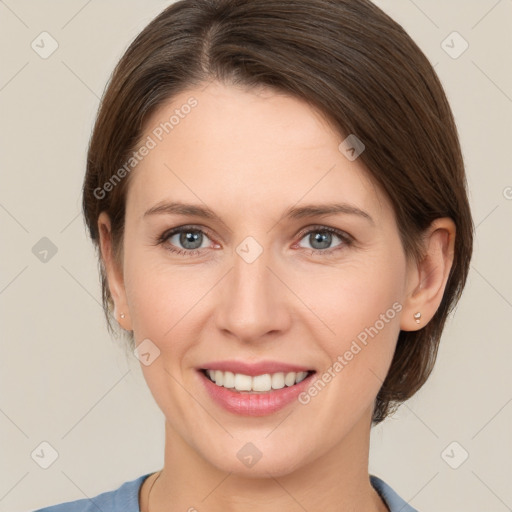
156, 224, 354, 258
294, 226, 353, 253
155, 225, 217, 257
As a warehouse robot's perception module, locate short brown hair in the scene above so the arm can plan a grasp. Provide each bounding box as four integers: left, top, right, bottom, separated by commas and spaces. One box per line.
82, 0, 474, 424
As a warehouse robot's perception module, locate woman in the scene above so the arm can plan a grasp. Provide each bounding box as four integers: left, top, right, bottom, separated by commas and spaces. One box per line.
35, 0, 473, 510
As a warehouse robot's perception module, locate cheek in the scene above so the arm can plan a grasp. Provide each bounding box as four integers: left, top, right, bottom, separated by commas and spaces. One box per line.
300, 252, 405, 348
123, 246, 195, 340
124, 234, 406, 350
122, 250, 209, 415
294, 250, 406, 408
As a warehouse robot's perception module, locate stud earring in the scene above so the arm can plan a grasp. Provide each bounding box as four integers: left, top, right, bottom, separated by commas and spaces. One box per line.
413, 312, 421, 324
120, 313, 126, 319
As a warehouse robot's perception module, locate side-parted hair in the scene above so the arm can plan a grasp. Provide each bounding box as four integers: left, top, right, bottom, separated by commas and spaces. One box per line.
82, 0, 473, 424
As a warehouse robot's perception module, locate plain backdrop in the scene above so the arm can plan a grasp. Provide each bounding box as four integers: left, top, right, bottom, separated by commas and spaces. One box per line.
1, 1, 511, 511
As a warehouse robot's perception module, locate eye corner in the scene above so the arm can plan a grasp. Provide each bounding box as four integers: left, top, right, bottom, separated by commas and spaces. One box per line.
295, 225, 354, 255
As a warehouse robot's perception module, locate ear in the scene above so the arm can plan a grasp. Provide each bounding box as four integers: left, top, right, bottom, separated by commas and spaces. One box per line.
400, 218, 456, 331
97, 211, 133, 331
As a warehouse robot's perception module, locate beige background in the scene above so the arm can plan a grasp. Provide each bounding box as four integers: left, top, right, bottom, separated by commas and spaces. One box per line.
1, 1, 511, 511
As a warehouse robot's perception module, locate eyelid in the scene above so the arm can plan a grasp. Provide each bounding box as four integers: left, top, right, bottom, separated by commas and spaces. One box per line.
157, 223, 353, 256
294, 224, 353, 245
290, 226, 353, 257
158, 224, 216, 244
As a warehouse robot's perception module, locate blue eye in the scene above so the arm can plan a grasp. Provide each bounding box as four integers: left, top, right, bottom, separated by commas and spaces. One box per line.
158, 225, 213, 256
168, 229, 209, 251
296, 226, 352, 254
157, 225, 352, 257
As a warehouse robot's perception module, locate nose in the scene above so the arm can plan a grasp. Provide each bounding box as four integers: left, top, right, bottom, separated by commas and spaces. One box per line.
214, 246, 292, 344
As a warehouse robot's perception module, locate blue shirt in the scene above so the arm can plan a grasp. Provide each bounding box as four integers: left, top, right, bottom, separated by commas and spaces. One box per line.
32, 473, 418, 511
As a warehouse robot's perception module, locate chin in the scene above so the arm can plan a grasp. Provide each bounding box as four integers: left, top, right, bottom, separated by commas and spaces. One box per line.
198, 435, 311, 478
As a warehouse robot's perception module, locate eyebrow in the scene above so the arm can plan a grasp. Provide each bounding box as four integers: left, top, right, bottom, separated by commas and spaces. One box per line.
143, 201, 374, 225
284, 203, 374, 224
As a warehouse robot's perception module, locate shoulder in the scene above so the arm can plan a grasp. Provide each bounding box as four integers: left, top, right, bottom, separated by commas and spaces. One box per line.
370, 474, 419, 512
32, 473, 152, 512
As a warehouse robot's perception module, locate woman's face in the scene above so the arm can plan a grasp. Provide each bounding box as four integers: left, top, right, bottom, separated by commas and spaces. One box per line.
105, 81, 415, 476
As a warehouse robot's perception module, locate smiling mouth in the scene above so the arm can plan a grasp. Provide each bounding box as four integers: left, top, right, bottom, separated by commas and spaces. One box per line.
201, 369, 315, 393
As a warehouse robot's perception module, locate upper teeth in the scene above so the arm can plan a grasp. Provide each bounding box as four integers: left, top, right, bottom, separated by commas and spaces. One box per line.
205, 370, 309, 392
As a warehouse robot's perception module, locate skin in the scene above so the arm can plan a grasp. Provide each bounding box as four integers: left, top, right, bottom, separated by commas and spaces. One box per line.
98, 81, 455, 512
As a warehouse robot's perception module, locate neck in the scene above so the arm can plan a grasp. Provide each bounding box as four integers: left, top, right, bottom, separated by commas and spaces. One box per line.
142, 408, 388, 512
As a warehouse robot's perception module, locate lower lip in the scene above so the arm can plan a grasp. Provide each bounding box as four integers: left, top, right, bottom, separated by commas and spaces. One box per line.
199, 371, 314, 416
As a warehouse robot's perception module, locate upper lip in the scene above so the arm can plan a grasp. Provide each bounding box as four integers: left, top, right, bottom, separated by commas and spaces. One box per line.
199, 360, 314, 376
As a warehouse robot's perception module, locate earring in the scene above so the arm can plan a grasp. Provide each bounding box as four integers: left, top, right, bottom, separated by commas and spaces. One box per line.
120, 313, 126, 319
413, 312, 421, 324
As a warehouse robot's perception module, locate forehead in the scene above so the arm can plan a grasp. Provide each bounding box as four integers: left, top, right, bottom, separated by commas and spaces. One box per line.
126, 81, 390, 223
